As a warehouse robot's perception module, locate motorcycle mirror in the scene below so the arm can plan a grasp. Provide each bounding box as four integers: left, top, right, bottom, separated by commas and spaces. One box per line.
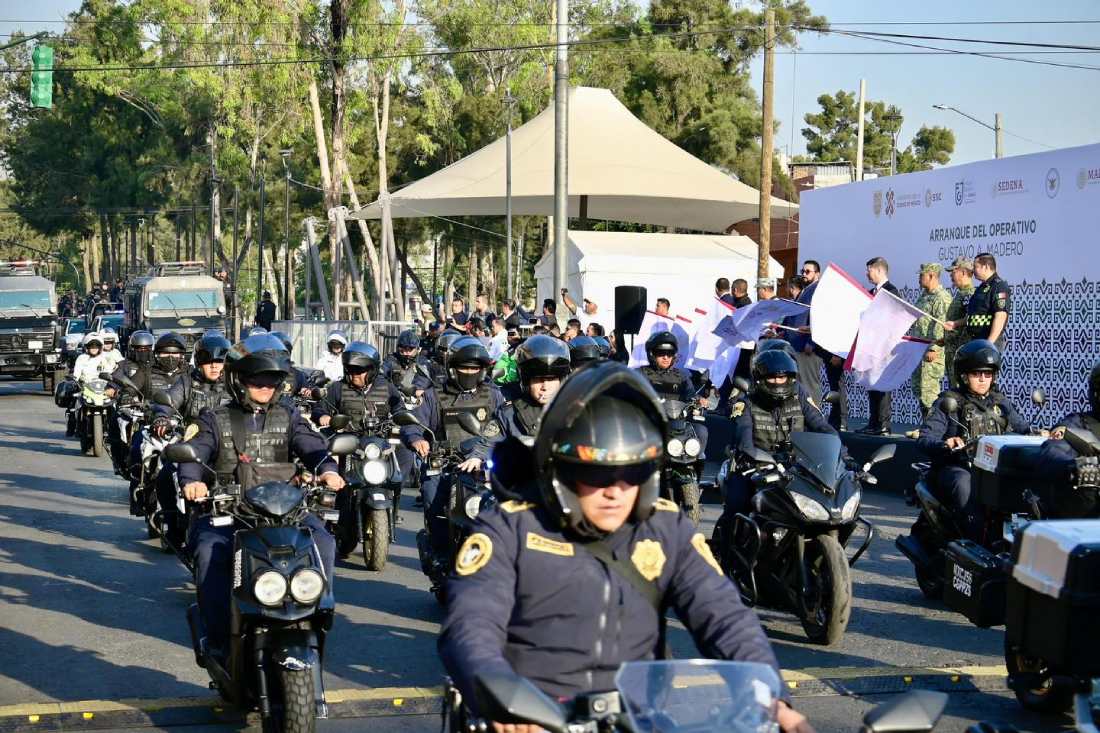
330, 415, 352, 431
868, 443, 897, 465
328, 433, 359, 457
940, 395, 959, 414
457, 411, 482, 436
392, 410, 422, 428
473, 672, 568, 733
164, 443, 199, 464
309, 387, 325, 401
312, 374, 331, 389
1064, 426, 1100, 458
1031, 388, 1046, 406
861, 689, 946, 733
823, 390, 841, 406
732, 377, 751, 395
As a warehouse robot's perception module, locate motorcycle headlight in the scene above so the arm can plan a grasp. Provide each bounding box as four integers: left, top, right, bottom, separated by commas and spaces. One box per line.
289, 568, 325, 604
840, 491, 862, 522
683, 438, 702, 457
252, 570, 288, 606
361, 459, 389, 485
667, 438, 684, 457
464, 494, 482, 520
791, 493, 830, 522
363, 442, 383, 461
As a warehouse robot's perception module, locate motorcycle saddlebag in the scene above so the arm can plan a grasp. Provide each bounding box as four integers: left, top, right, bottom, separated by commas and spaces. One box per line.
943, 539, 1007, 628
54, 379, 77, 409
972, 436, 1047, 512
1006, 520, 1100, 677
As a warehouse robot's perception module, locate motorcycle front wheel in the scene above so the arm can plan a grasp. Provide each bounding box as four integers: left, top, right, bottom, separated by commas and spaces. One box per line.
92, 413, 106, 458
679, 481, 702, 526
801, 534, 853, 645
361, 508, 390, 572
265, 665, 316, 733
1004, 638, 1074, 713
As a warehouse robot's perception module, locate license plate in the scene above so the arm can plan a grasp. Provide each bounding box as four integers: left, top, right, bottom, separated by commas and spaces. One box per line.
373, 493, 386, 501
426, 469, 441, 476
28, 340, 43, 350
45, 354, 58, 363
321, 511, 340, 522
211, 515, 234, 527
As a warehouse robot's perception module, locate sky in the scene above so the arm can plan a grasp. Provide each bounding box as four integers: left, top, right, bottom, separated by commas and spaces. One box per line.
2, 0, 1098, 166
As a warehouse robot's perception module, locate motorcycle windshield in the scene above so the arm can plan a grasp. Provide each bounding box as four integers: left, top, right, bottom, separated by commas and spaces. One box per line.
790, 432, 843, 488
244, 481, 304, 518
615, 661, 780, 733
664, 400, 687, 420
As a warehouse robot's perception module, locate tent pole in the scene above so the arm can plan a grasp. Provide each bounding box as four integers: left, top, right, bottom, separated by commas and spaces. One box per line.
552, 0, 569, 316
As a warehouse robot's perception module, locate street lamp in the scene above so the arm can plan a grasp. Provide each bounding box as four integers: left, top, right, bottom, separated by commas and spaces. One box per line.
932, 104, 1003, 158
280, 149, 292, 320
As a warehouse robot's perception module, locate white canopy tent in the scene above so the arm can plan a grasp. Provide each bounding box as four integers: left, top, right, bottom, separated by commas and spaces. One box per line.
349, 87, 796, 232
534, 230, 783, 330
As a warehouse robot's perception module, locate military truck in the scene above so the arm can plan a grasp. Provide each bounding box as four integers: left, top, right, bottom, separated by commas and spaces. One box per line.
123, 261, 227, 349
0, 261, 64, 392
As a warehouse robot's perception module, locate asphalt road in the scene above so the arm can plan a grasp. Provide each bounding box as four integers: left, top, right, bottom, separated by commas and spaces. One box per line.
0, 379, 1083, 732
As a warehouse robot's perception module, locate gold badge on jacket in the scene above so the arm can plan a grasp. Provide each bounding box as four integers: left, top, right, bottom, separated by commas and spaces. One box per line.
631, 539, 666, 581
455, 532, 493, 576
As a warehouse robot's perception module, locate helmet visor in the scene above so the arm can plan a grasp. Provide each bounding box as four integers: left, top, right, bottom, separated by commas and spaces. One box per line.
556, 460, 659, 489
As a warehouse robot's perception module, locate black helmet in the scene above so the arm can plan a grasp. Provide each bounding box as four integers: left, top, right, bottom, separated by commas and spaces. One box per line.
342, 341, 381, 373
592, 336, 612, 359
535, 363, 666, 537
751, 338, 797, 370
395, 329, 420, 366
645, 331, 678, 368
128, 330, 155, 366
1089, 363, 1100, 414
435, 330, 465, 368
447, 336, 492, 391
751, 349, 799, 401
269, 330, 293, 355
225, 334, 291, 406
954, 339, 1002, 388
194, 334, 231, 366
517, 335, 572, 385
245, 325, 268, 337
567, 335, 601, 369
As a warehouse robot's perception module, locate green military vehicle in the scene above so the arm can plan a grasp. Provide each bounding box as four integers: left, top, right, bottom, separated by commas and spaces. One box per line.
123, 261, 228, 349
0, 261, 64, 392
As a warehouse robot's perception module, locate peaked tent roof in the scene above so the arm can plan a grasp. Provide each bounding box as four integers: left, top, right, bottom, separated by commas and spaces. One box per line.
349, 87, 796, 233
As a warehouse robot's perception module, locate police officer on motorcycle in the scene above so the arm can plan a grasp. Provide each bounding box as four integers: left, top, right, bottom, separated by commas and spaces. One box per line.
315, 329, 347, 383
112, 332, 189, 399
916, 339, 1029, 538
438, 362, 812, 733
382, 329, 431, 395
158, 334, 232, 423
402, 336, 504, 583
313, 342, 397, 430
177, 334, 346, 659
428, 330, 466, 389
493, 335, 571, 440
637, 332, 694, 402
568, 334, 601, 370
716, 350, 837, 539
1036, 365, 1100, 515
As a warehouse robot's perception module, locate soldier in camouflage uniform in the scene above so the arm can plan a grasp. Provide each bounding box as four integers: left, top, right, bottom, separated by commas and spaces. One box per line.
943, 256, 976, 386
910, 262, 953, 416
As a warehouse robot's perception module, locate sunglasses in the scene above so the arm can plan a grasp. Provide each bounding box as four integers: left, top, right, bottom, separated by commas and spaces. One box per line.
968, 370, 995, 380
243, 374, 285, 389
558, 461, 657, 489
801, 268, 816, 274
345, 366, 376, 376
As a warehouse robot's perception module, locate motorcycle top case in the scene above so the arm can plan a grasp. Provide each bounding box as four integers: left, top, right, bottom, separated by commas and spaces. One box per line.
943, 539, 1007, 628
1006, 520, 1100, 676
972, 435, 1047, 512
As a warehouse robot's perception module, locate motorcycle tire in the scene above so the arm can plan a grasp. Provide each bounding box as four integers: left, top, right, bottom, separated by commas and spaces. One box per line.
92, 414, 106, 458
361, 509, 390, 572
1004, 638, 1074, 713
80, 423, 92, 455
43, 371, 54, 394
910, 515, 944, 600
801, 535, 852, 646
680, 482, 702, 526
269, 665, 316, 733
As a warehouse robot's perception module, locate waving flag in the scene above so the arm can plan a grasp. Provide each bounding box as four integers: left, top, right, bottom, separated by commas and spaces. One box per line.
810, 263, 873, 358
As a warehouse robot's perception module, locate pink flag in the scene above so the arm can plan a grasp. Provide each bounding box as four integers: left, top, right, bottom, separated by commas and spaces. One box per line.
849, 289, 925, 373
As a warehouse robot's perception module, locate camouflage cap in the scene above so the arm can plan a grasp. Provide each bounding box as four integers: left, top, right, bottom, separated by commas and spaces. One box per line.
946, 256, 974, 272
756, 277, 776, 289
919, 262, 943, 275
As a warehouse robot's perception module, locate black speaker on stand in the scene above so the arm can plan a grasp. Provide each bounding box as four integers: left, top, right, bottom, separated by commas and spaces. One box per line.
614, 285, 647, 362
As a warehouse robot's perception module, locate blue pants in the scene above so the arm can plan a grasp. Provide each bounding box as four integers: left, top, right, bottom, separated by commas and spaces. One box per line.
395, 444, 417, 489
420, 471, 453, 558
935, 465, 980, 538
719, 473, 753, 528
189, 512, 336, 648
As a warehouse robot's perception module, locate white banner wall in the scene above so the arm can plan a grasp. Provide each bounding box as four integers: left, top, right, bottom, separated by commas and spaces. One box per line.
801, 143, 1100, 426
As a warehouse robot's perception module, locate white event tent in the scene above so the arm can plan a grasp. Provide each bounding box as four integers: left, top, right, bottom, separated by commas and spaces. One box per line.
349, 87, 796, 232
534, 230, 784, 330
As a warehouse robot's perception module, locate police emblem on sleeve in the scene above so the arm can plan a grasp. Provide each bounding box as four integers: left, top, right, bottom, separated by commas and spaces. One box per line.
631, 539, 666, 581
691, 533, 723, 576
482, 421, 501, 437
455, 532, 493, 576
476, 407, 488, 421
731, 402, 745, 418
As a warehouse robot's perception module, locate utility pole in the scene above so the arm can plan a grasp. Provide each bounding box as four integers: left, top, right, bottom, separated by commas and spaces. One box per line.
256, 162, 266, 309
505, 92, 516, 302
756, 8, 775, 279
209, 125, 219, 275
280, 150, 292, 320
995, 113, 1004, 158
855, 79, 866, 181
552, 0, 569, 307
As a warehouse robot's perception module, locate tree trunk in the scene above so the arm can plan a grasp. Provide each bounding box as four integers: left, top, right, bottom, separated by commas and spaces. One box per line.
342, 171, 380, 318
96, 215, 107, 283
467, 242, 478, 306
81, 234, 93, 293
327, 0, 350, 280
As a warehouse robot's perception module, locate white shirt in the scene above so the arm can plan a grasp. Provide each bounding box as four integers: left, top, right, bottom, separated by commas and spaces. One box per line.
73, 353, 108, 383
315, 352, 344, 382
488, 331, 508, 360
100, 349, 124, 370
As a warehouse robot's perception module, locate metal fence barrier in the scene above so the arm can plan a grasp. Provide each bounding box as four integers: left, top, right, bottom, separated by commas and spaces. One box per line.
272, 320, 416, 370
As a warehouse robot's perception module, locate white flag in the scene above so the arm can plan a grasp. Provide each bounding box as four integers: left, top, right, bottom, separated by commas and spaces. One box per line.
628, 311, 690, 368
708, 344, 741, 386
810, 263, 873, 358
729, 299, 808, 343
852, 337, 932, 392
849, 289, 926, 374
686, 299, 732, 368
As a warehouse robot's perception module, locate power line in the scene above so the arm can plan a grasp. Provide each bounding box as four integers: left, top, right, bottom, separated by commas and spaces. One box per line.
842, 28, 1100, 52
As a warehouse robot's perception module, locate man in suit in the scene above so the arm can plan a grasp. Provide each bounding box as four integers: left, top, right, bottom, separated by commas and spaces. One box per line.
860, 257, 898, 435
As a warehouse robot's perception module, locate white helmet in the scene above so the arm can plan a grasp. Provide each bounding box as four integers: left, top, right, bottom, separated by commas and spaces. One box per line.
327, 330, 348, 346
82, 332, 103, 349
100, 327, 118, 345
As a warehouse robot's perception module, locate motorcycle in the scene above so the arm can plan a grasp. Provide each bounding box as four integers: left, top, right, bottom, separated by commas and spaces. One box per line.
661, 398, 707, 525
75, 377, 114, 457
719, 432, 892, 645
137, 392, 188, 552
165, 432, 358, 733
460, 659, 947, 733
895, 390, 1048, 603
326, 412, 404, 571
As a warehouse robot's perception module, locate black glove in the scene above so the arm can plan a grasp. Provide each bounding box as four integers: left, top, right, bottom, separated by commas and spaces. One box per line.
1075, 456, 1100, 487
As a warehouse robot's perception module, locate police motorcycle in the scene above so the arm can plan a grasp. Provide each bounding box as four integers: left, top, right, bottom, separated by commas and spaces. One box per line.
323, 411, 404, 571
75, 374, 115, 457
661, 393, 711, 525
165, 432, 358, 733
895, 389, 1048, 603
456, 660, 947, 733
719, 424, 892, 645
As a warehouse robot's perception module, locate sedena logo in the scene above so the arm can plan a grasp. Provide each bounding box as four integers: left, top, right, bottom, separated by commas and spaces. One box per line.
1045, 168, 1061, 198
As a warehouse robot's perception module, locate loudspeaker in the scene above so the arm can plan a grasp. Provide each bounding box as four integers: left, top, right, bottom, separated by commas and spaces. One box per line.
615, 285, 647, 335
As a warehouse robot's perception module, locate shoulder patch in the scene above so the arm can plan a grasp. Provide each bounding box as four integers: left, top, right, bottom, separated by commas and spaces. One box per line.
691, 533, 723, 576
500, 500, 535, 513
455, 532, 493, 576
631, 539, 666, 581
653, 497, 679, 512
184, 423, 200, 441
806, 396, 819, 410
525, 532, 574, 557
731, 401, 746, 418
